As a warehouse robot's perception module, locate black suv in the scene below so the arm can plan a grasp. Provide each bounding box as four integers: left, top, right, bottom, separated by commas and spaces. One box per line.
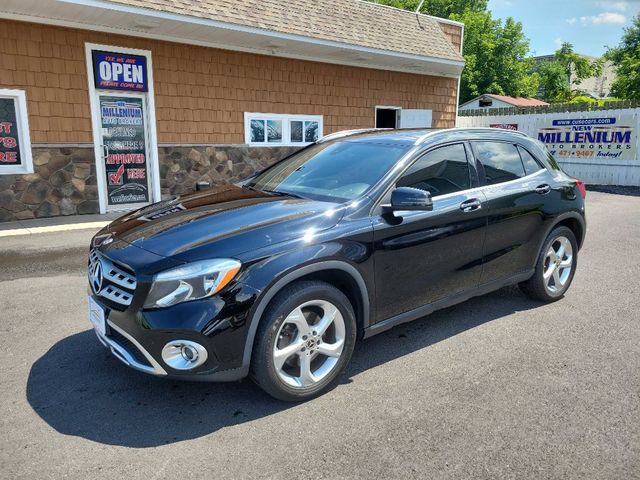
88, 128, 586, 401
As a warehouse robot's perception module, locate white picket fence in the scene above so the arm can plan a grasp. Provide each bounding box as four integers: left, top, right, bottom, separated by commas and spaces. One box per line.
457, 108, 640, 186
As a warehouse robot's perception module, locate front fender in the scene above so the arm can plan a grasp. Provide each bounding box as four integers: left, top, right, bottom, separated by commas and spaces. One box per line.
236, 242, 373, 372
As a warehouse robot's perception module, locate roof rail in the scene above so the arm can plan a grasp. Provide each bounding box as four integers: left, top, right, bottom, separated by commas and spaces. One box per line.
414, 127, 528, 145
318, 128, 390, 143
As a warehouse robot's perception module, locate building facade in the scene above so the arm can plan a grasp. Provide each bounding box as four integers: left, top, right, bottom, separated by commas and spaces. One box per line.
0, 0, 464, 222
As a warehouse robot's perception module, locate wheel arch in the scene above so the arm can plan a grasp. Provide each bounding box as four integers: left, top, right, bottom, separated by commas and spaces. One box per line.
554, 215, 585, 249
532, 211, 586, 270
241, 261, 370, 370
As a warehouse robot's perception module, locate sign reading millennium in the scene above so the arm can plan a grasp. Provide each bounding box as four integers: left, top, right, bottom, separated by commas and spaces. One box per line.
537, 117, 636, 162
100, 97, 149, 205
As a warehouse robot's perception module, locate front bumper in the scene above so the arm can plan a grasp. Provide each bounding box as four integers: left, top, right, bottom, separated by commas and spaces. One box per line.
95, 319, 167, 375
90, 281, 260, 382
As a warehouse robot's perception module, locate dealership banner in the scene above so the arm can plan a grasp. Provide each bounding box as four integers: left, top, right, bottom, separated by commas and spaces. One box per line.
92, 51, 148, 92
536, 115, 636, 163
457, 108, 640, 185
99, 96, 149, 205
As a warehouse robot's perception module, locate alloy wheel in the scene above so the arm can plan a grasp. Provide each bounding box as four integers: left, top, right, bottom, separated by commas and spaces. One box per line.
272, 299, 346, 388
543, 235, 574, 294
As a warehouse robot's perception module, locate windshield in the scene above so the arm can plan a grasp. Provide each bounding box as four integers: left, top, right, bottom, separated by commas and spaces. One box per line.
246, 141, 411, 202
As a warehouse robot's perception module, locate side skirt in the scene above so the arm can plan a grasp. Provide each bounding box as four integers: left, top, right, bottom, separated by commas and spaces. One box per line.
363, 270, 534, 339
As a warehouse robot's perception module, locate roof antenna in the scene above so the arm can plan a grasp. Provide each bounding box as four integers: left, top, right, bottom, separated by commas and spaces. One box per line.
415, 0, 425, 29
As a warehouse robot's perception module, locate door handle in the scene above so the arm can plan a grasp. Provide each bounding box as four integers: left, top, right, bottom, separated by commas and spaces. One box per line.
460, 198, 482, 213
535, 184, 551, 195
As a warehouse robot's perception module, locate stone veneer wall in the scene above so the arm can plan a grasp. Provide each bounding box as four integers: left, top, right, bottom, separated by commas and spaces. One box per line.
0, 147, 99, 222
0, 145, 300, 222
157, 145, 300, 197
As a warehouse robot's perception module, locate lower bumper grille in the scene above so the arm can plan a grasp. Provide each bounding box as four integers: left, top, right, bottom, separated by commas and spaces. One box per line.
108, 329, 152, 368
95, 320, 167, 376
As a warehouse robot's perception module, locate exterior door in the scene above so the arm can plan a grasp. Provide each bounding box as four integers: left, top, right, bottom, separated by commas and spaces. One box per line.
372, 143, 487, 323
97, 93, 154, 211
470, 141, 549, 283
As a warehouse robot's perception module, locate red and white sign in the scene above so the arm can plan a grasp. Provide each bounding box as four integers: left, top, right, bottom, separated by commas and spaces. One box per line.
489, 123, 519, 131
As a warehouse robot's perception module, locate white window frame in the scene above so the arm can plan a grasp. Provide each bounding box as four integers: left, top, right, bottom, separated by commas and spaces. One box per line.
0, 89, 33, 175
244, 112, 323, 146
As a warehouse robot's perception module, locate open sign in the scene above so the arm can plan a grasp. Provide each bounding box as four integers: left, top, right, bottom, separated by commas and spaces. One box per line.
92, 51, 148, 92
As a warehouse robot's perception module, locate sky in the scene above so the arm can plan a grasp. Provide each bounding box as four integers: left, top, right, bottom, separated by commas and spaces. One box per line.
487, 0, 640, 57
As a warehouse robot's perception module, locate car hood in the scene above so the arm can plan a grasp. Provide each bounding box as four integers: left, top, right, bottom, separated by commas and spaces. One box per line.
104, 185, 344, 260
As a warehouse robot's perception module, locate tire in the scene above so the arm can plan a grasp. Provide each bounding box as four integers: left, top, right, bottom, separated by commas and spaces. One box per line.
250, 280, 357, 402
519, 226, 578, 302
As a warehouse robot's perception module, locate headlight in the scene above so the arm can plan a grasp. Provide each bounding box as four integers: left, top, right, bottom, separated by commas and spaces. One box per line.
144, 259, 241, 309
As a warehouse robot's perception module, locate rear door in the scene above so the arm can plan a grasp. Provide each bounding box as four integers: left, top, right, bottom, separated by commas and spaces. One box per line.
371, 143, 487, 323
470, 141, 554, 284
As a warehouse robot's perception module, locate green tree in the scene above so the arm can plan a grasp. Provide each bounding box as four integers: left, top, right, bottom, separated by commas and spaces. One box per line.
535, 60, 571, 102
535, 43, 603, 102
555, 42, 603, 86
368, 1, 538, 103
606, 14, 640, 100
451, 10, 538, 102
370, 0, 487, 18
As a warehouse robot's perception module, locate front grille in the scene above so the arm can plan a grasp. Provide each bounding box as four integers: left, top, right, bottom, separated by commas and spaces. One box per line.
88, 249, 137, 310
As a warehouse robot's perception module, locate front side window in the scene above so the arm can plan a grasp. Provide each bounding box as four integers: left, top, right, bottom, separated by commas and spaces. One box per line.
397, 143, 470, 197
246, 141, 411, 202
473, 141, 525, 185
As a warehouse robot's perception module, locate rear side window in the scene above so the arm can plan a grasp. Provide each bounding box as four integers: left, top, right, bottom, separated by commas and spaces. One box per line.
397, 143, 470, 197
517, 146, 543, 175
473, 141, 525, 185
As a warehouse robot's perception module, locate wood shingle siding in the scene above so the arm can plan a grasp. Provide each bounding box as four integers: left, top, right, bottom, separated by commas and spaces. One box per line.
0, 20, 459, 145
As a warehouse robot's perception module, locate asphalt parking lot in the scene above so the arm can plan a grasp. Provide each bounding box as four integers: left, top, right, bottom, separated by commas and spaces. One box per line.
1, 190, 638, 479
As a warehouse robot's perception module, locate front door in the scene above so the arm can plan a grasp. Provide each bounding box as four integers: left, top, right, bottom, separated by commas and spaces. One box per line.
372, 143, 487, 323
98, 93, 153, 211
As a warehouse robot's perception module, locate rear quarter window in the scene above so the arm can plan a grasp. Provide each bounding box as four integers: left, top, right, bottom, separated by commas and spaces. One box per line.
472, 141, 525, 185
517, 146, 544, 175
533, 140, 562, 171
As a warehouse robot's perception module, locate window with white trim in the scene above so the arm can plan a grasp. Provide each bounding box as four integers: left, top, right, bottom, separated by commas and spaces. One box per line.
244, 113, 323, 146
0, 89, 33, 175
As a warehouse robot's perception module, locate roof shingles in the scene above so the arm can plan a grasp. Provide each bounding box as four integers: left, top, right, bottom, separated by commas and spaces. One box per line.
105, 0, 464, 62
487, 95, 549, 107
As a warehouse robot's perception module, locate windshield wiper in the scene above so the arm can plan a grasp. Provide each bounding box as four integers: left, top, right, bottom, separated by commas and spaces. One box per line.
242, 184, 305, 199
262, 189, 306, 200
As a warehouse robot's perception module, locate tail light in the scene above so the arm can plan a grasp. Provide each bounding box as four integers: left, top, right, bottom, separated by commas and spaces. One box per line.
574, 178, 587, 199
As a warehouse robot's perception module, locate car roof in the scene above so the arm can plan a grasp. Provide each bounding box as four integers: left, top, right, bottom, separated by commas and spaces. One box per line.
321, 127, 530, 147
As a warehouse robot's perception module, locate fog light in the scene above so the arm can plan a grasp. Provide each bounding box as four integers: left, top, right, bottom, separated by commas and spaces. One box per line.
161, 340, 208, 370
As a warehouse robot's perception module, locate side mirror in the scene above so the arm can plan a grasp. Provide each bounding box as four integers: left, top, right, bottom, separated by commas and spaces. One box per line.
383, 187, 433, 213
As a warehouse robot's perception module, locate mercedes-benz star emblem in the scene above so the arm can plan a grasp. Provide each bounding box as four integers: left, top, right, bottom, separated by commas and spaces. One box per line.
89, 258, 103, 294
